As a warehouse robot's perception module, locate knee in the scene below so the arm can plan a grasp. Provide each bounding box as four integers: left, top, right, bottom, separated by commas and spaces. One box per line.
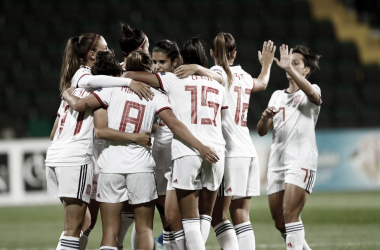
230, 209, 249, 225
283, 206, 298, 223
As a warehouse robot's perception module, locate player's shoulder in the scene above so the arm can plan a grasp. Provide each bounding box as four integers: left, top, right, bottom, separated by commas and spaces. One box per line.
156, 71, 176, 78
311, 84, 321, 92
211, 65, 225, 73
71, 66, 92, 86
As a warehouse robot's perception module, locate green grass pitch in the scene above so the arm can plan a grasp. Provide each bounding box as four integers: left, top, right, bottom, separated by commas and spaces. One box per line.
0, 192, 379, 249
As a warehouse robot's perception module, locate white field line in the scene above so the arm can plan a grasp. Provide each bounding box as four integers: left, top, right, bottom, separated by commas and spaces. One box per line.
2, 242, 380, 250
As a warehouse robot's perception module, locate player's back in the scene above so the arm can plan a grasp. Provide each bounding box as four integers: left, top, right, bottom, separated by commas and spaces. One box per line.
93, 86, 172, 173
45, 88, 94, 166
156, 72, 227, 159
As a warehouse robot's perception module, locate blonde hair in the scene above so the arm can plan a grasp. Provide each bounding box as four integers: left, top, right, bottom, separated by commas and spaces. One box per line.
125, 50, 152, 72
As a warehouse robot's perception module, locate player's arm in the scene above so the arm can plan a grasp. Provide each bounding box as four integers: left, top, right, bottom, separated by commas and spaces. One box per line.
252, 40, 276, 93
50, 117, 59, 141
62, 87, 102, 112
123, 71, 161, 88
274, 44, 321, 104
78, 74, 153, 101
159, 109, 220, 164
93, 108, 151, 148
257, 106, 279, 137
174, 64, 223, 84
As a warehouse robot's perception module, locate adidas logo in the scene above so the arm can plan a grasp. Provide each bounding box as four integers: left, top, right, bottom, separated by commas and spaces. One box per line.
173, 179, 178, 184
287, 242, 294, 248
227, 187, 232, 192
97, 193, 100, 198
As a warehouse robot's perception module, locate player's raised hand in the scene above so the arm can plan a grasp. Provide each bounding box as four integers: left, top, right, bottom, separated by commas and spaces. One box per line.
274, 44, 293, 70
134, 130, 152, 150
261, 106, 280, 121
174, 65, 197, 78
258, 40, 276, 67
129, 80, 154, 101
199, 145, 220, 164
62, 87, 76, 100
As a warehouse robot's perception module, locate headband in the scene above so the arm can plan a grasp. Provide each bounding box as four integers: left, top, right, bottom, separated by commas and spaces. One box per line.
86, 34, 98, 55
231, 46, 237, 53
123, 35, 147, 56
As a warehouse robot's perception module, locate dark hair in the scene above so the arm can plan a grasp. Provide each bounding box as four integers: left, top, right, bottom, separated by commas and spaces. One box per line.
152, 39, 181, 63
180, 37, 207, 68
119, 23, 146, 57
292, 45, 321, 79
211, 32, 236, 88
60, 33, 102, 95
125, 50, 152, 72
91, 50, 123, 77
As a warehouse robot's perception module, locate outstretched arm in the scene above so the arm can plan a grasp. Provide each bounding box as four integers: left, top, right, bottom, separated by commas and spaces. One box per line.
274, 44, 321, 105
253, 40, 276, 93
123, 71, 161, 88
159, 109, 220, 164
93, 108, 151, 149
62, 87, 102, 112
174, 65, 223, 84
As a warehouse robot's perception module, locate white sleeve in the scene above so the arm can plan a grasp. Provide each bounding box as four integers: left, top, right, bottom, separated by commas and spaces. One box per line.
77, 75, 132, 89
92, 88, 113, 108
57, 100, 65, 117
268, 91, 279, 107
155, 93, 173, 114
155, 72, 178, 93
211, 65, 228, 88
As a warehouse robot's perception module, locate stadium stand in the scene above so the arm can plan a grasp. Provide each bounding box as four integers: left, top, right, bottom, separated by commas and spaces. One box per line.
0, 0, 379, 137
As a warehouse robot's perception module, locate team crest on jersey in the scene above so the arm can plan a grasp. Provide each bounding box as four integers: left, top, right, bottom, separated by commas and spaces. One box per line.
85, 184, 91, 196
293, 95, 302, 106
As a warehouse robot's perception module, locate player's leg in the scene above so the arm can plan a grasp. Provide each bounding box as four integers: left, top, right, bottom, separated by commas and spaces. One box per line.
211, 195, 238, 250
283, 168, 316, 250
229, 157, 260, 250
172, 155, 205, 250
199, 153, 225, 243
132, 200, 156, 249
79, 206, 92, 250
118, 202, 135, 250
99, 202, 124, 247
230, 197, 254, 250
165, 189, 184, 250
156, 195, 170, 249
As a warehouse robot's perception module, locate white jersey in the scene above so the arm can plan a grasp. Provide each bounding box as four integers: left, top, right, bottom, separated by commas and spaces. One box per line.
155, 72, 227, 159
267, 85, 322, 171
153, 117, 173, 169
45, 88, 94, 167
211, 65, 257, 157
93, 86, 172, 174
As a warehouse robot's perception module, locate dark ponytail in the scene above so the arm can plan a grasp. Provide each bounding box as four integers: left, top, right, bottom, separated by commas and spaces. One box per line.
60, 33, 102, 95
180, 37, 207, 68
119, 23, 147, 57
211, 32, 236, 88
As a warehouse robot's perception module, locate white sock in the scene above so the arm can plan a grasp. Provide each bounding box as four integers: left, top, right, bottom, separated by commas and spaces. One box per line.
182, 218, 205, 250
285, 221, 304, 250
61, 236, 80, 250
214, 220, 239, 250
118, 212, 134, 249
235, 221, 255, 250
131, 224, 137, 250
79, 228, 91, 250
173, 229, 186, 250
56, 231, 65, 250
100, 247, 118, 250
303, 239, 312, 250
200, 214, 212, 243
163, 229, 179, 250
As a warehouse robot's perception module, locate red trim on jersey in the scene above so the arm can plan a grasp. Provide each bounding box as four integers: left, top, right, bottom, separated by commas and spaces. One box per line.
57, 112, 60, 117
221, 106, 229, 110
77, 74, 91, 88
92, 92, 108, 108
155, 73, 164, 90
157, 107, 172, 114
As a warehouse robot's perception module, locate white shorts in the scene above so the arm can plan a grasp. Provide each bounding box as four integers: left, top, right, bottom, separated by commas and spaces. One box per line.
96, 172, 158, 205
267, 168, 317, 195
218, 157, 260, 199
165, 166, 175, 191
91, 156, 100, 200
154, 168, 171, 196
46, 163, 94, 204
172, 154, 225, 191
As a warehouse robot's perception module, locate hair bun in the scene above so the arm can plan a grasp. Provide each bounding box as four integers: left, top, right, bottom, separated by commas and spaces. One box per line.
121, 23, 133, 36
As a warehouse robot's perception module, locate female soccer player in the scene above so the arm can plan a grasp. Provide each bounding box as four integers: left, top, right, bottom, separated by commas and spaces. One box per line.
63, 50, 219, 249
123, 38, 227, 250
174, 33, 276, 249
46, 33, 150, 250
257, 44, 321, 250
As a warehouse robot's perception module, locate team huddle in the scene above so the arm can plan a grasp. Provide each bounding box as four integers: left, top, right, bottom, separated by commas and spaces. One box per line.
45, 23, 322, 250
